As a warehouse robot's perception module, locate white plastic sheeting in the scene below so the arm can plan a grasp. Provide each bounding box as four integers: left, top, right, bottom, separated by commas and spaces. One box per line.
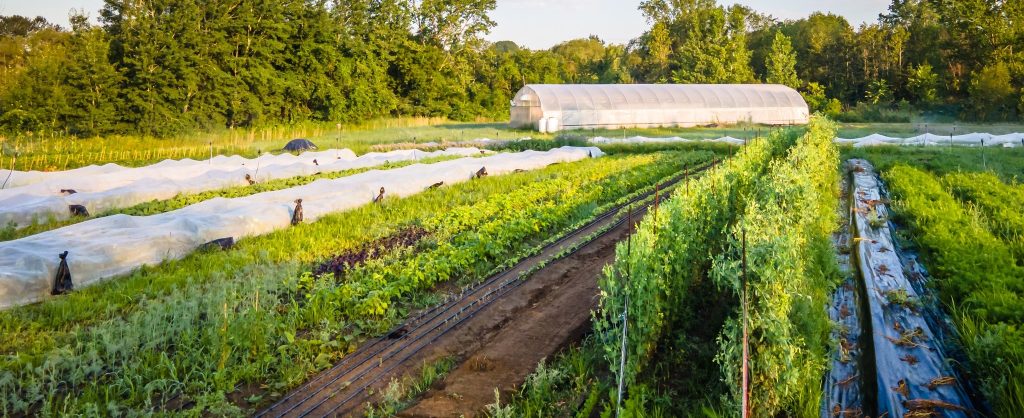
510, 84, 810, 130
0, 146, 603, 309
589, 136, 747, 145
591, 132, 1024, 149
1, 149, 350, 190
0, 148, 485, 229
839, 132, 1024, 148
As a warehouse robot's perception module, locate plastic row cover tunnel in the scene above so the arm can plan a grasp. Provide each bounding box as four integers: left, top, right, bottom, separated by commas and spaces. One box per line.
849, 159, 973, 417
1, 148, 358, 190
0, 146, 603, 309
838, 132, 1024, 147
0, 148, 485, 229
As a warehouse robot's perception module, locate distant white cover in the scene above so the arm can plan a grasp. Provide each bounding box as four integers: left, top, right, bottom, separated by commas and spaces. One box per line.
0, 148, 484, 229
590, 136, 691, 145
837, 132, 1024, 148
589, 136, 752, 145
0, 146, 603, 309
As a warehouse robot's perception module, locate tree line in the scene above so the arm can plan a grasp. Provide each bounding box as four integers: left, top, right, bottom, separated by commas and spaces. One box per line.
0, 0, 1021, 138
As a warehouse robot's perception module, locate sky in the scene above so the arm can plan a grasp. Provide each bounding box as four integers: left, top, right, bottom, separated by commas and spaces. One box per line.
0, 0, 890, 50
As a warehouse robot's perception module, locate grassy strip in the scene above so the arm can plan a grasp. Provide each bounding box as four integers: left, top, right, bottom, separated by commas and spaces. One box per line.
0, 151, 715, 416
884, 165, 1024, 416
944, 171, 1024, 260
842, 145, 1024, 182
0, 155, 469, 242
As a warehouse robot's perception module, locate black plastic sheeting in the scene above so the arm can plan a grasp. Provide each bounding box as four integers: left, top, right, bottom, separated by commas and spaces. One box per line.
848, 159, 974, 418
822, 163, 866, 418
283, 138, 318, 152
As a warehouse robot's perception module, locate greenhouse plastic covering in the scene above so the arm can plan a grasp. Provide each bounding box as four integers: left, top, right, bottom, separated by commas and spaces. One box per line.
510, 84, 809, 130
0, 148, 484, 229
849, 159, 973, 417
0, 146, 603, 309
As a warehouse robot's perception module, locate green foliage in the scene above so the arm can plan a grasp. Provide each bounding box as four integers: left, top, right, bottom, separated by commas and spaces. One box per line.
595, 122, 800, 389
883, 164, 1024, 415
834, 102, 911, 123
802, 82, 842, 118
841, 146, 1024, 181
765, 31, 800, 89
945, 171, 1024, 260
710, 116, 840, 415
866, 79, 893, 105
967, 62, 1016, 121
594, 117, 839, 416
0, 151, 710, 415
907, 63, 940, 106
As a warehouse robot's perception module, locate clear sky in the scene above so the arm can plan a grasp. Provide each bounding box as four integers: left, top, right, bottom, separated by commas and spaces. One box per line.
0, 0, 890, 49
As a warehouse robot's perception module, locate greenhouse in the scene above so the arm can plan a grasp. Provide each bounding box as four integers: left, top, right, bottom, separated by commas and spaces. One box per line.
510, 84, 809, 132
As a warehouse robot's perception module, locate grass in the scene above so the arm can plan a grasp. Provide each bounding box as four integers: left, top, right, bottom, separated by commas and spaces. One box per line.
0, 117, 524, 171
842, 145, 1024, 182
0, 150, 719, 416
883, 164, 1024, 416
364, 356, 458, 417
6, 115, 1020, 172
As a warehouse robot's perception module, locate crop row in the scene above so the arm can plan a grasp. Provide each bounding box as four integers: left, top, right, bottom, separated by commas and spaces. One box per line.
884, 165, 1024, 416
708, 116, 840, 415
594, 125, 797, 401
0, 150, 715, 416
945, 171, 1024, 261
595, 116, 840, 415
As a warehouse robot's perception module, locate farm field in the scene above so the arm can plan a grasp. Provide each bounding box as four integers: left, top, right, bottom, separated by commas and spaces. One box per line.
487, 119, 1024, 418
0, 144, 720, 415
2, 117, 1024, 417
4, 0, 1024, 415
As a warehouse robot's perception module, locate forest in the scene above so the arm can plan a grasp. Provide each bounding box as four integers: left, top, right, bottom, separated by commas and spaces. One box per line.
0, 0, 1021, 138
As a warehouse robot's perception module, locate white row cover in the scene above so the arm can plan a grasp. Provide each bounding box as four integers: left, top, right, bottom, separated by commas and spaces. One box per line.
590, 132, 1024, 149
838, 132, 1024, 148
0, 148, 484, 229
589, 136, 747, 146
1, 148, 359, 190
0, 146, 603, 309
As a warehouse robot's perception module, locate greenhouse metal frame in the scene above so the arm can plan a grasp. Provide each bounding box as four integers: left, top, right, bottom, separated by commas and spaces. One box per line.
510, 84, 809, 132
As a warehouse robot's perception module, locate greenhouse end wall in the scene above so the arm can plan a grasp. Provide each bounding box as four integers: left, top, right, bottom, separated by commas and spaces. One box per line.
509, 84, 810, 132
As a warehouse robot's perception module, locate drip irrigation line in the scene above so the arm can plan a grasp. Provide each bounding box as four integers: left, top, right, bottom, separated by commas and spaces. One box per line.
315, 190, 658, 418
258, 161, 718, 418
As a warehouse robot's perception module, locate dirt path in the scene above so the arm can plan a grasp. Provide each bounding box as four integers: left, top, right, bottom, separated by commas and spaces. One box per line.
397, 209, 638, 417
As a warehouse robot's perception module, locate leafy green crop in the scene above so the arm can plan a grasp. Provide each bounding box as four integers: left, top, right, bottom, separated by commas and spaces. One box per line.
710, 116, 840, 415
0, 150, 716, 416
884, 164, 1024, 415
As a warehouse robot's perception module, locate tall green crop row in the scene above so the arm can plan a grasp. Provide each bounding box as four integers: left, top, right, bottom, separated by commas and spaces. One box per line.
885, 165, 1024, 415
594, 125, 800, 389
710, 117, 840, 415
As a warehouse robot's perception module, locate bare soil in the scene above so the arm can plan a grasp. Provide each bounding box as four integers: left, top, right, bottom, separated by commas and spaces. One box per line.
395, 212, 637, 417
